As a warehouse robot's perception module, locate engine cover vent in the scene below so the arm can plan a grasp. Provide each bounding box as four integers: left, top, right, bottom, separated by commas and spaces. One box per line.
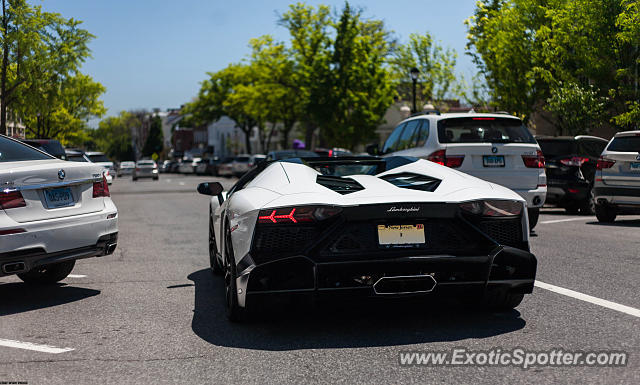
316, 175, 364, 195
379, 173, 441, 192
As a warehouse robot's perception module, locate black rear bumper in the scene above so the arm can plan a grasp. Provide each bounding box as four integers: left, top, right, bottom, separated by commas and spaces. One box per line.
241, 246, 536, 304
0, 232, 118, 277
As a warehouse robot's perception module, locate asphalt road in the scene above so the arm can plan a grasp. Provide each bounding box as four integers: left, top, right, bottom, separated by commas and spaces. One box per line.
1, 174, 639, 384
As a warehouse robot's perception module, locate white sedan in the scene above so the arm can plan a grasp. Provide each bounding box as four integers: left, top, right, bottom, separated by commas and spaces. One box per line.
0, 135, 118, 284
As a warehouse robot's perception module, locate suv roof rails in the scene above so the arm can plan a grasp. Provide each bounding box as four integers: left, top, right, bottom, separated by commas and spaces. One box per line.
410, 109, 441, 117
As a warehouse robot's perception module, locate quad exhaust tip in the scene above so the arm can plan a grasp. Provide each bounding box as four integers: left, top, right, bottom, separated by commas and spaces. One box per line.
2, 261, 27, 274
373, 274, 437, 295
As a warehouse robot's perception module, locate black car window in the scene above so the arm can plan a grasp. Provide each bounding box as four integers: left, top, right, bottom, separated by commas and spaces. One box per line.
538, 140, 577, 158
438, 117, 536, 144
396, 120, 421, 151
67, 155, 88, 162
579, 139, 607, 158
382, 122, 406, 154
0, 136, 53, 162
607, 136, 640, 152
88, 154, 111, 162
415, 120, 429, 147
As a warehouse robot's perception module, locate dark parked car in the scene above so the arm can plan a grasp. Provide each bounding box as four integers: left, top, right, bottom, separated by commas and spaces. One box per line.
537, 135, 608, 214
21, 139, 66, 160
314, 147, 352, 157
265, 150, 319, 161
65, 149, 89, 162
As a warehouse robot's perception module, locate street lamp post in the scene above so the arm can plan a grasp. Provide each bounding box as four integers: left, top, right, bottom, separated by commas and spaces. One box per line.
410, 67, 420, 113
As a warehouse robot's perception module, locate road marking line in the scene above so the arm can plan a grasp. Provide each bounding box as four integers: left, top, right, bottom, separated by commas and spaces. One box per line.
535, 281, 640, 318
179, 182, 185, 186
0, 338, 74, 354
67, 274, 86, 278
540, 218, 590, 224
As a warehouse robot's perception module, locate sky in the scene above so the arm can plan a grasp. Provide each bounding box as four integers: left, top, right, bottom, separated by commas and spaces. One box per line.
39, 0, 479, 118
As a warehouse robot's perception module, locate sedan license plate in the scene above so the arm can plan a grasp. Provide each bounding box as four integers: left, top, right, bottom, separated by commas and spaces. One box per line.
630, 162, 640, 172
44, 187, 74, 208
483, 155, 505, 167
377, 224, 425, 246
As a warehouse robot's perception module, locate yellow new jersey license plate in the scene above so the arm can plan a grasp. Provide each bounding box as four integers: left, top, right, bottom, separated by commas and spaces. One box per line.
377, 224, 426, 246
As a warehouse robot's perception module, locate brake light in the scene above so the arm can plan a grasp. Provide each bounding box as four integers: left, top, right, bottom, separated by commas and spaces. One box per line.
596, 157, 615, 170
93, 175, 110, 198
459, 200, 523, 217
136, 168, 141, 172
560, 157, 589, 167
426, 150, 464, 168
0, 190, 26, 209
328, 149, 334, 157
472, 117, 495, 120
522, 150, 545, 168
258, 206, 341, 224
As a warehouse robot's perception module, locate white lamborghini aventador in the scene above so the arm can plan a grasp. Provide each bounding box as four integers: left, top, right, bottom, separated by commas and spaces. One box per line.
0, 135, 118, 284
197, 156, 537, 321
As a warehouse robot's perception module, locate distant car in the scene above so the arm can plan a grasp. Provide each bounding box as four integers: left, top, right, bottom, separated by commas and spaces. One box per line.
314, 147, 353, 157
85, 151, 115, 185
0, 134, 118, 284
537, 135, 608, 214
266, 150, 319, 161
196, 157, 221, 175
178, 158, 202, 174
376, 112, 546, 230
132, 160, 159, 181
159, 160, 175, 173
216, 157, 235, 177
593, 130, 640, 222
117, 161, 136, 177
20, 139, 66, 160
169, 160, 182, 173
231, 154, 266, 177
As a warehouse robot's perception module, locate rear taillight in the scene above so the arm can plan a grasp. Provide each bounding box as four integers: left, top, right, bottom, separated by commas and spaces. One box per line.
93, 175, 110, 198
0, 190, 26, 209
596, 157, 616, 170
522, 150, 545, 168
560, 157, 589, 167
257, 206, 341, 224
136, 168, 141, 171
459, 200, 523, 217
426, 150, 464, 168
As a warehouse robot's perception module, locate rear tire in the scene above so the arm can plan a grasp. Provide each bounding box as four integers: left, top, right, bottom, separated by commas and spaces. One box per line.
209, 217, 223, 275
527, 207, 540, 230
595, 204, 616, 223
579, 188, 595, 215
224, 226, 246, 322
18, 260, 76, 285
483, 289, 524, 311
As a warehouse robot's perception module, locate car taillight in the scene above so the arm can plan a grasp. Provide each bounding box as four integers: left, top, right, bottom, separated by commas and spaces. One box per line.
136, 168, 141, 171
426, 150, 464, 168
93, 175, 110, 198
522, 150, 545, 168
0, 190, 26, 209
596, 157, 615, 170
459, 200, 523, 217
560, 157, 589, 167
257, 206, 342, 224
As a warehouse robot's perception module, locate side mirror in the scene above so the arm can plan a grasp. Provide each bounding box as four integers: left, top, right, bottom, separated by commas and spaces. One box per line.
366, 143, 379, 156
197, 182, 225, 204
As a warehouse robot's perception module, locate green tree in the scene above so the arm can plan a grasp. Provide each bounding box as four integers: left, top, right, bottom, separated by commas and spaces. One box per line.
92, 111, 137, 161
546, 82, 608, 135
142, 115, 163, 157
390, 32, 460, 105
318, 3, 395, 148
0, 0, 94, 135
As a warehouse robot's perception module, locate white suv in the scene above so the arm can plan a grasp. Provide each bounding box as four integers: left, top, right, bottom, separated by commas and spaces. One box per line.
593, 130, 640, 222
378, 112, 547, 228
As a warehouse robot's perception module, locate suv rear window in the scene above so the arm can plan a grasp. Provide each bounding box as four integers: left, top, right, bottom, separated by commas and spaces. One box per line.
0, 136, 53, 162
607, 136, 640, 152
22, 140, 65, 159
437, 117, 536, 144
538, 140, 577, 157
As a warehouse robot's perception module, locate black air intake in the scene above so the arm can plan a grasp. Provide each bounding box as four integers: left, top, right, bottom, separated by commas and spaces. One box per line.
316, 175, 364, 195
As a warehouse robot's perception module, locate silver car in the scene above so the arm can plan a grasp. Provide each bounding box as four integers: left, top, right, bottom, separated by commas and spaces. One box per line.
593, 130, 640, 222
132, 160, 159, 181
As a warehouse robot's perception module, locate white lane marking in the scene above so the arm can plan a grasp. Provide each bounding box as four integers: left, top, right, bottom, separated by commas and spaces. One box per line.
166, 179, 172, 182
0, 338, 74, 354
66, 274, 86, 278
535, 281, 640, 318
540, 218, 590, 224
178, 182, 185, 186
